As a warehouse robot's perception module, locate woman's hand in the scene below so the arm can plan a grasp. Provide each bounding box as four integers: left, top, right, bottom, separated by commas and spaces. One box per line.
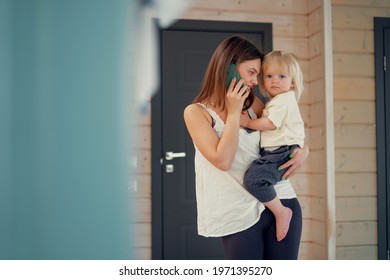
279, 145, 309, 179
240, 111, 250, 128
183, 77, 251, 171
226, 77, 249, 117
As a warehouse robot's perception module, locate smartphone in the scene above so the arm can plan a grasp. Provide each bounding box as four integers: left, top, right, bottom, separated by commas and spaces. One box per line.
225, 64, 241, 89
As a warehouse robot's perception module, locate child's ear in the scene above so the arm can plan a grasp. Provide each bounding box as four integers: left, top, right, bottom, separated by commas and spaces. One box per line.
290, 80, 295, 89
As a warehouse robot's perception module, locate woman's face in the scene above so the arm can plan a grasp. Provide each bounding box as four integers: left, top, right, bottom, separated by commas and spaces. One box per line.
237, 58, 261, 91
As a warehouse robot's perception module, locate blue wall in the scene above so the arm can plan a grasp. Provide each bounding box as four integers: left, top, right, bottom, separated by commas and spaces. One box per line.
0, 0, 133, 259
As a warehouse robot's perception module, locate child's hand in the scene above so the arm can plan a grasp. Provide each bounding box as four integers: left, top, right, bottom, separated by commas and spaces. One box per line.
240, 111, 250, 128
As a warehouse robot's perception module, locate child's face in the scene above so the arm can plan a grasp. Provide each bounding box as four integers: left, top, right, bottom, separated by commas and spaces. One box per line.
262, 63, 294, 97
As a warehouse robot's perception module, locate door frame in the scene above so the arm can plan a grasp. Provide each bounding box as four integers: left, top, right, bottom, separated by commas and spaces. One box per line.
151, 19, 272, 259
374, 17, 390, 260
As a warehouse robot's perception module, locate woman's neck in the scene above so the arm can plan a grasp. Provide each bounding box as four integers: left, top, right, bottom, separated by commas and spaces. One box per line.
203, 100, 227, 122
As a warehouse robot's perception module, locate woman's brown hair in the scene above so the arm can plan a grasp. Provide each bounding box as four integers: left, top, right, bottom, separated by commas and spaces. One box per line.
193, 36, 264, 110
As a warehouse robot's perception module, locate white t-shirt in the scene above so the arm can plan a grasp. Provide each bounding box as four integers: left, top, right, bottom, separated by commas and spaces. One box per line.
194, 103, 297, 237
261, 90, 305, 149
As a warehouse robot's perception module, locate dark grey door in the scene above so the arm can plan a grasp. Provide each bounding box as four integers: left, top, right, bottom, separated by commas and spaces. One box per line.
385, 26, 390, 261
152, 20, 272, 260
375, 17, 390, 260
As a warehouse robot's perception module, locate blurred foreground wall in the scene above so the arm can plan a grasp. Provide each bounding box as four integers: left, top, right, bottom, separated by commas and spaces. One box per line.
0, 0, 135, 259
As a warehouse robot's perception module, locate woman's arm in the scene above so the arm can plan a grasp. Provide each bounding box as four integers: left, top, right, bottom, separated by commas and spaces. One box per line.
184, 79, 249, 171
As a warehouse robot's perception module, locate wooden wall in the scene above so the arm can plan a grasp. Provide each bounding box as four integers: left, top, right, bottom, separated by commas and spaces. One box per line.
129, 110, 152, 259
182, 0, 330, 260
307, 0, 333, 259
129, 0, 325, 260
331, 0, 390, 260
129, 0, 388, 260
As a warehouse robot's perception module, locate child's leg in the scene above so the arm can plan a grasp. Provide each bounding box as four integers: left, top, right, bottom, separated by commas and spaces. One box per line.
263, 197, 292, 241
244, 145, 298, 241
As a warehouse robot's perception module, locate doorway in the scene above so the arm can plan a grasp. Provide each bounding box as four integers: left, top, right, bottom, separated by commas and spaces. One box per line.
152, 19, 272, 259
374, 17, 390, 260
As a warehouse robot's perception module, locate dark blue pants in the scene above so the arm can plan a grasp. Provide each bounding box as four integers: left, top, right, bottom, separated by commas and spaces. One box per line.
244, 145, 298, 202
222, 198, 302, 260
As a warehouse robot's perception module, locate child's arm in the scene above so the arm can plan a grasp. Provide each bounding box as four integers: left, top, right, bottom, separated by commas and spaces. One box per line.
240, 111, 276, 131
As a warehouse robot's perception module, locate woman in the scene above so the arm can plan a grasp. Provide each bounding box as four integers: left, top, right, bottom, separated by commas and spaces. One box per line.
183, 36, 308, 259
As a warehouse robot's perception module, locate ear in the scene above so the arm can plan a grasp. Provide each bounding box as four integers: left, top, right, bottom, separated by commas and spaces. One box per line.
290, 80, 295, 89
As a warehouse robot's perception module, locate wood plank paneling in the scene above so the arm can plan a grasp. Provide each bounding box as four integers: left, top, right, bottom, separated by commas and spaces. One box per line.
129, 174, 151, 199
331, 0, 385, 260
335, 148, 376, 172
332, 0, 390, 8
137, 111, 151, 126
299, 82, 311, 104
308, 7, 323, 35
131, 223, 152, 248
312, 220, 327, 246
300, 104, 310, 126
131, 198, 151, 223
309, 30, 323, 57
290, 174, 313, 196
192, 0, 308, 14
332, 6, 390, 30
309, 79, 325, 103
333, 77, 375, 100
182, 10, 309, 37
273, 37, 309, 59
310, 126, 325, 149
299, 196, 312, 220
308, 0, 323, 13
336, 172, 377, 197
247, 14, 308, 37
300, 243, 327, 260
334, 101, 375, 124
299, 242, 316, 260
310, 174, 327, 197
131, 125, 151, 149
336, 197, 377, 221
336, 245, 377, 260
336, 221, 377, 246
333, 30, 374, 53
301, 217, 311, 241
309, 149, 326, 173
333, 53, 374, 77
334, 124, 376, 148
308, 54, 324, 81
130, 148, 151, 174
310, 102, 325, 127
311, 196, 327, 221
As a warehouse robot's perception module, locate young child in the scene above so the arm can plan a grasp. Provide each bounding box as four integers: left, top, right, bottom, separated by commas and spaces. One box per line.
240, 50, 305, 242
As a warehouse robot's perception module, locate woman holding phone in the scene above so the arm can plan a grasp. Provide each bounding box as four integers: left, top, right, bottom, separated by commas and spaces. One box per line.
183, 35, 309, 259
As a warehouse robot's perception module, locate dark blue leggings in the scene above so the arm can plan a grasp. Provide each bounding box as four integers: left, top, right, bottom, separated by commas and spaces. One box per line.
222, 198, 302, 260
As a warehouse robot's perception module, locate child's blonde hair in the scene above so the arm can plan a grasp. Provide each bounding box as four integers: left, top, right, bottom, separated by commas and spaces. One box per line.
260, 50, 304, 101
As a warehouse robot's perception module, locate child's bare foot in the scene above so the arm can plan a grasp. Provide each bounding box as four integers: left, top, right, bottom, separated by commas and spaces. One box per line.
275, 207, 292, 241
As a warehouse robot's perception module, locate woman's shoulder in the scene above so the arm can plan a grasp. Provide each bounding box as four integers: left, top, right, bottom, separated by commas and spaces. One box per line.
184, 103, 210, 124
184, 103, 202, 117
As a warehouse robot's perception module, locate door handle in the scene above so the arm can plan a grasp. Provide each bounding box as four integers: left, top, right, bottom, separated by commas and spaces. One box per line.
165, 151, 186, 160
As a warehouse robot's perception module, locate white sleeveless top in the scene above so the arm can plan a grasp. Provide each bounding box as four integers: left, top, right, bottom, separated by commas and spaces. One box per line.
194, 103, 297, 237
